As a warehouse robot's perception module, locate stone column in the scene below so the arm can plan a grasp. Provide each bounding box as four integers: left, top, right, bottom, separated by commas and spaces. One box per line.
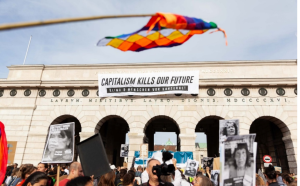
127, 132, 144, 169
180, 133, 196, 152
282, 135, 297, 174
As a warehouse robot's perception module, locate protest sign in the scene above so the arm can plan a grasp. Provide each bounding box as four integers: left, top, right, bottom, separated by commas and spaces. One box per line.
120, 144, 129, 157
98, 71, 199, 97
219, 119, 239, 143
213, 157, 220, 170
220, 134, 256, 186
274, 166, 282, 173
77, 133, 110, 179
185, 159, 199, 177
203, 157, 214, 170
41, 122, 74, 163
211, 170, 220, 186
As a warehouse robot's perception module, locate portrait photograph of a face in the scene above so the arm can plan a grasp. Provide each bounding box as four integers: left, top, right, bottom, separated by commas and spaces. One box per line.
41, 122, 75, 163
202, 157, 214, 170
185, 159, 199, 177
221, 134, 256, 186
211, 170, 220, 186
120, 144, 129, 157
219, 119, 239, 143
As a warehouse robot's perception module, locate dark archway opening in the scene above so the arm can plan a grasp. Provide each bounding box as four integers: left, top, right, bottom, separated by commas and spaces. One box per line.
98, 117, 129, 167
195, 116, 223, 157
50, 115, 82, 161
250, 118, 289, 173
144, 116, 180, 151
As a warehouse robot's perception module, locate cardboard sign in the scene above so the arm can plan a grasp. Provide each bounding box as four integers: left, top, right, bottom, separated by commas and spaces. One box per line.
220, 134, 256, 186
98, 71, 199, 97
7, 141, 17, 164
274, 166, 282, 173
120, 144, 129, 157
41, 122, 75, 163
213, 157, 220, 170
219, 119, 240, 143
140, 144, 148, 159
185, 159, 199, 177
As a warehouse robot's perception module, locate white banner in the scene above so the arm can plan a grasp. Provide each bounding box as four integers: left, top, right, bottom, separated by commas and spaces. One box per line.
98, 71, 199, 97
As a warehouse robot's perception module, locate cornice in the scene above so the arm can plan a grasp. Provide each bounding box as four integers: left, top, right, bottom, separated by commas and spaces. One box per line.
0, 78, 296, 88
6, 60, 297, 70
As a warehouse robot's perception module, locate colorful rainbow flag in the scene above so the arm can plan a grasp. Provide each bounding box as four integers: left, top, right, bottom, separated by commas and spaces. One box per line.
97, 12, 227, 52
0, 121, 8, 184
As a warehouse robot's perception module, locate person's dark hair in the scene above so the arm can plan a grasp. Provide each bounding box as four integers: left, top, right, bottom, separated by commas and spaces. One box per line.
67, 176, 92, 186
11, 168, 19, 177
119, 169, 127, 179
123, 173, 135, 185
38, 162, 48, 169
22, 171, 48, 186
20, 164, 36, 179
130, 167, 136, 172
222, 122, 238, 136
282, 173, 294, 184
15, 163, 18, 167
233, 143, 251, 169
128, 170, 135, 175
137, 166, 142, 171
98, 170, 115, 186
275, 171, 281, 176
264, 165, 277, 180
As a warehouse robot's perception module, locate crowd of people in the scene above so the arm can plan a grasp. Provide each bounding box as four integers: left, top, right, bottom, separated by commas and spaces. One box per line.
2, 161, 297, 186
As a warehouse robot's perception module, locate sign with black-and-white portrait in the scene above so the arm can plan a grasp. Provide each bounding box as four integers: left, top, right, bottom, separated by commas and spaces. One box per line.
184, 159, 199, 177
221, 134, 256, 186
219, 119, 239, 143
41, 122, 74, 163
211, 170, 220, 186
202, 157, 214, 170
120, 144, 129, 157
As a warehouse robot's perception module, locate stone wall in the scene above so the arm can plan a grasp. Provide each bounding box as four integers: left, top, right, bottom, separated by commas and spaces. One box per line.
0, 60, 297, 173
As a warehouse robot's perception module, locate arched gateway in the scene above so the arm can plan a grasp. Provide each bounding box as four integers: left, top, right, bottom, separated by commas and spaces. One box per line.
0, 60, 297, 173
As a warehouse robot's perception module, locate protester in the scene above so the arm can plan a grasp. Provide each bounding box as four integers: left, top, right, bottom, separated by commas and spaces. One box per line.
289, 182, 297, 186
134, 166, 142, 178
282, 173, 294, 186
115, 169, 127, 186
57, 162, 83, 186
178, 170, 192, 186
204, 167, 211, 180
7, 168, 20, 186
276, 171, 285, 186
142, 158, 173, 186
98, 171, 115, 186
256, 174, 266, 186
193, 174, 213, 186
16, 164, 36, 186
37, 163, 54, 186
141, 169, 148, 184
64, 166, 69, 175
264, 165, 280, 186
4, 166, 14, 185
66, 176, 93, 186
21, 172, 48, 186
122, 173, 135, 186
116, 167, 121, 175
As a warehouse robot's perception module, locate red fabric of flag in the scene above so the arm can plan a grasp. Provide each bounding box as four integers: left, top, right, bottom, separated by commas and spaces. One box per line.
0, 121, 8, 184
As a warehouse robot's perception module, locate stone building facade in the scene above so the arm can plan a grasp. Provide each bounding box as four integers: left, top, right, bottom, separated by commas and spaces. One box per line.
0, 60, 297, 173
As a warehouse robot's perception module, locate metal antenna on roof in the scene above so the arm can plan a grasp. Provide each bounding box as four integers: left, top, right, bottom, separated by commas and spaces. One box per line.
23, 35, 32, 65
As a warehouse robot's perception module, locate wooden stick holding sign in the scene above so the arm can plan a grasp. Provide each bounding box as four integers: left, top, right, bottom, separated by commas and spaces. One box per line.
140, 144, 148, 170
56, 164, 60, 186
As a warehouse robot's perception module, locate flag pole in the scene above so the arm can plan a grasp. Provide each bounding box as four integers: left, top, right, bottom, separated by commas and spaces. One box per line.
0, 14, 155, 31
23, 35, 32, 65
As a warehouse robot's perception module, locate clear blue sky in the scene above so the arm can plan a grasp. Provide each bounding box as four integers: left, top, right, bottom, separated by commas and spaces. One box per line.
0, 0, 296, 78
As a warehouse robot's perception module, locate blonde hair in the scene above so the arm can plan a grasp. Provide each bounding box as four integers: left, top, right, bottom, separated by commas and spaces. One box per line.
256, 174, 266, 186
